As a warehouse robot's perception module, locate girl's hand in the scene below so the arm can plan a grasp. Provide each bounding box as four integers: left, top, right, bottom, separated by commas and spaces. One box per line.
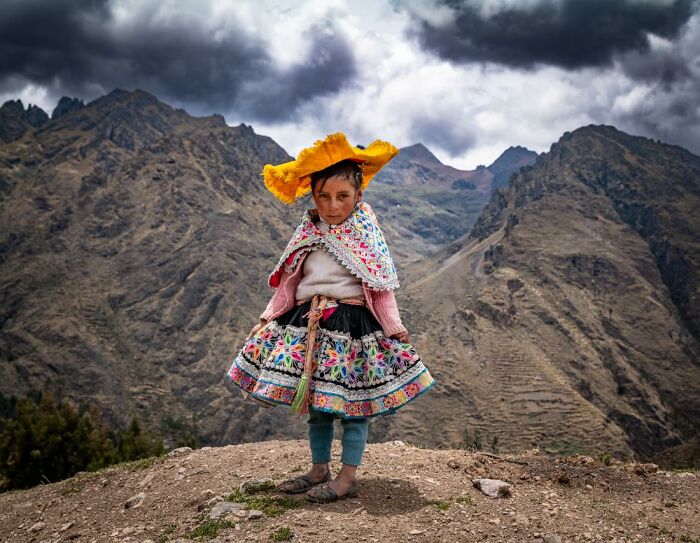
247, 319, 267, 339
390, 330, 410, 343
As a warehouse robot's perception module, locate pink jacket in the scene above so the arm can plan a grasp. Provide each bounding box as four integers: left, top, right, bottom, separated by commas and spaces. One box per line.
259, 249, 407, 337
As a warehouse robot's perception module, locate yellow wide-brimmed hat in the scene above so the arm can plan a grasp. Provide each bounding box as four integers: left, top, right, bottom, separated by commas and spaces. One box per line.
262, 132, 399, 204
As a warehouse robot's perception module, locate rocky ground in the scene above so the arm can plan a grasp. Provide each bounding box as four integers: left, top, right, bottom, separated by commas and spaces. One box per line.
1, 440, 698, 543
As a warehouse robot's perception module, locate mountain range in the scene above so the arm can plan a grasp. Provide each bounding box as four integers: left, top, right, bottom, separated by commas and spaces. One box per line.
0, 89, 697, 467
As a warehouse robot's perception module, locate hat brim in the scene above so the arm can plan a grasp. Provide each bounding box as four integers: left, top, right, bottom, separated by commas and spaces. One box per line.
262, 132, 399, 204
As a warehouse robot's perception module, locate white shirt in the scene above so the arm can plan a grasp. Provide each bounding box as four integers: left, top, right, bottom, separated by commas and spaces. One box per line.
295, 218, 365, 304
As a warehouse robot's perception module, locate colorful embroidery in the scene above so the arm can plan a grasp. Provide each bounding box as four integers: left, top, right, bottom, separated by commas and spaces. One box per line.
268, 202, 400, 291
225, 320, 435, 418
378, 337, 414, 372
271, 328, 305, 371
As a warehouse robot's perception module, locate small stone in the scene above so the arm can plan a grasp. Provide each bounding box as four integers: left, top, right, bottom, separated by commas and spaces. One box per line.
472, 478, 512, 498
124, 492, 146, 509
514, 514, 530, 526
28, 522, 45, 532
247, 510, 264, 519
59, 521, 75, 532
209, 501, 246, 519
543, 535, 562, 543
167, 447, 193, 457
177, 467, 186, 474
409, 529, 426, 535
139, 472, 156, 487
447, 460, 460, 469
197, 495, 224, 512
201, 489, 217, 498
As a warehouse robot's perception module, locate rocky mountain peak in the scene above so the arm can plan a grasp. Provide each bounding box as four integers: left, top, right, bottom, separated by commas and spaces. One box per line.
0, 98, 27, 117
0, 98, 50, 142
32, 88, 202, 156
51, 96, 86, 119
488, 145, 538, 189
398, 142, 443, 164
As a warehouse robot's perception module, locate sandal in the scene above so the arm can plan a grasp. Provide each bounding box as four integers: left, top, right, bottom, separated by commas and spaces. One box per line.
306, 479, 359, 503
276, 471, 332, 494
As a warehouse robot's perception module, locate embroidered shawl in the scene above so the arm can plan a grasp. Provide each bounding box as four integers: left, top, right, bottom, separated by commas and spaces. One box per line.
268, 201, 399, 291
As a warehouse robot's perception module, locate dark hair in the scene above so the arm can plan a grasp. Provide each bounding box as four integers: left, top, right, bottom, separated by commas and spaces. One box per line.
307, 159, 363, 198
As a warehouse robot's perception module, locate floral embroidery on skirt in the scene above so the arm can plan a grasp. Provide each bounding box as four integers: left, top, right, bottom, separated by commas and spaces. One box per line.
225, 300, 435, 419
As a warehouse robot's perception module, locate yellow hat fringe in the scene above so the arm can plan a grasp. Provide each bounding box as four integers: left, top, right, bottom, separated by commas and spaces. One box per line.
261, 132, 399, 205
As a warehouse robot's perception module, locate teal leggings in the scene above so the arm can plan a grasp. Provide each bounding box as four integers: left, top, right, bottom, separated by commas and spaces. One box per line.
308, 407, 369, 466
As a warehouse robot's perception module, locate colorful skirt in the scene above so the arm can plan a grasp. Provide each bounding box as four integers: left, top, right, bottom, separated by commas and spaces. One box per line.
225, 298, 435, 419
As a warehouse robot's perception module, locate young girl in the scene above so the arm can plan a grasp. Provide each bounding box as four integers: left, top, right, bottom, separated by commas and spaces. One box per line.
225, 132, 435, 503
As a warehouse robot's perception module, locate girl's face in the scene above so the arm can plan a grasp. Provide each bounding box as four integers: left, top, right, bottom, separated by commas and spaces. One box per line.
312, 174, 363, 225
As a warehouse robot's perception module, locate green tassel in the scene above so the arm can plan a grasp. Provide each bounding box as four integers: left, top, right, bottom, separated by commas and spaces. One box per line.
290, 374, 310, 414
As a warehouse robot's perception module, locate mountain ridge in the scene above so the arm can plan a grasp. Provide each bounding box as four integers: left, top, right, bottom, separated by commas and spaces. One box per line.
397, 123, 700, 460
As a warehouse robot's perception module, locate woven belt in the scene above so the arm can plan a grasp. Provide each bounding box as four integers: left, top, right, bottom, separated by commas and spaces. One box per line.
289, 294, 365, 415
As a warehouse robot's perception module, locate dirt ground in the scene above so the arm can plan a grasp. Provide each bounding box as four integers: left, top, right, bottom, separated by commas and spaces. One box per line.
1, 440, 698, 543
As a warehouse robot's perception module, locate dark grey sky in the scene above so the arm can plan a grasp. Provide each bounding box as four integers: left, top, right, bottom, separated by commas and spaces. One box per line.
1, 0, 699, 167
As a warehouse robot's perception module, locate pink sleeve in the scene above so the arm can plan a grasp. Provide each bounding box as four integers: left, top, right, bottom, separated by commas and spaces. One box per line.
259, 289, 279, 321
259, 265, 303, 321
372, 288, 407, 336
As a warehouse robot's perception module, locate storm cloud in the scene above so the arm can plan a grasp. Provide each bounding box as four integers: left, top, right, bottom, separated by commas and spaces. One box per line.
2, 0, 700, 170
405, 0, 696, 69
0, 0, 357, 122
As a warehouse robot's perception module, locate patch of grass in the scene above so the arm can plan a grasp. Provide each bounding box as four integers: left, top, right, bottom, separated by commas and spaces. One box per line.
225, 489, 304, 517
185, 519, 234, 539
117, 453, 167, 471
597, 452, 612, 466
453, 495, 473, 505
243, 480, 276, 492
289, 464, 304, 473
61, 485, 81, 496
158, 523, 176, 543
671, 467, 699, 474
427, 499, 450, 511
271, 526, 295, 541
